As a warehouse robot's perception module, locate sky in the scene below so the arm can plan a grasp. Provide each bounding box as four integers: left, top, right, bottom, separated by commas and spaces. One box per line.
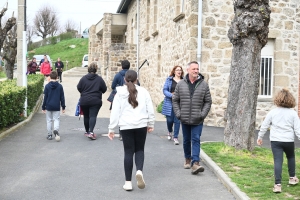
1, 0, 122, 39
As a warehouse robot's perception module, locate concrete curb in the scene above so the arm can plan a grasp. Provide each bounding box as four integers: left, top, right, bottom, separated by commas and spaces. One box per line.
0, 94, 43, 141
201, 146, 250, 200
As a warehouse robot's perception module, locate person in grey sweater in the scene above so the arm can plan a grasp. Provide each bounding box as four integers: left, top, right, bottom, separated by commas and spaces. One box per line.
257, 88, 300, 193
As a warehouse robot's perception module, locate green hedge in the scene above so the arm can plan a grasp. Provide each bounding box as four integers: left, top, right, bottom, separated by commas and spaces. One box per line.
27, 74, 44, 110
0, 74, 44, 129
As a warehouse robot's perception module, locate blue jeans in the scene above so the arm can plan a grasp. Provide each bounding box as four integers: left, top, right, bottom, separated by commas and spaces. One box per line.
166, 108, 180, 138
181, 123, 203, 165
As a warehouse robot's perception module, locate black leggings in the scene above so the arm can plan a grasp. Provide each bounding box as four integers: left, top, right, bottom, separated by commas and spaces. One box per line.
80, 104, 101, 133
122, 127, 147, 181
57, 71, 62, 82
271, 141, 295, 184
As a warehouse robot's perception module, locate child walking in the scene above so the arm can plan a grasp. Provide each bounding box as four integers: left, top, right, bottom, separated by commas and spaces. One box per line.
257, 88, 300, 193
42, 71, 66, 141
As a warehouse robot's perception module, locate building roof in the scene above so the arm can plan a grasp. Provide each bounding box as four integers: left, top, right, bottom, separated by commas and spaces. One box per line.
116, 0, 132, 13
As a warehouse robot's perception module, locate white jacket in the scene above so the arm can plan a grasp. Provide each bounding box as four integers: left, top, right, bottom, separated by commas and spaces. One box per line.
258, 107, 300, 142
108, 85, 155, 133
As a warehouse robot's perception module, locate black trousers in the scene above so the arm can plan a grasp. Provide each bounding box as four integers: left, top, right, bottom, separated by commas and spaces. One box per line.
80, 104, 101, 133
57, 71, 62, 82
122, 127, 147, 181
271, 141, 295, 184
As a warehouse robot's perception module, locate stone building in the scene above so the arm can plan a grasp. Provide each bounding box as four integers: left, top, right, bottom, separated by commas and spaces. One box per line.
89, 0, 300, 128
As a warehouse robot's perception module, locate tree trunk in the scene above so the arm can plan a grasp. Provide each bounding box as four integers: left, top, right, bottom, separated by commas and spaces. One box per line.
4, 61, 14, 79
224, 0, 271, 151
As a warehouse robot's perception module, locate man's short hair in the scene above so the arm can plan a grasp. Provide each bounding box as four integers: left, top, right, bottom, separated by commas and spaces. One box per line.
121, 60, 130, 69
50, 71, 58, 79
187, 61, 198, 69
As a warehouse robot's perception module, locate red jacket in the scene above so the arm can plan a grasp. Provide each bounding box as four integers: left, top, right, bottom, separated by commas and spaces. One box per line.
41, 61, 51, 75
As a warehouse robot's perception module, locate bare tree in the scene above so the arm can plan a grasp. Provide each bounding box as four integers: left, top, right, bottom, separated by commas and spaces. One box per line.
2, 25, 17, 79
64, 19, 78, 32
33, 5, 59, 39
224, 0, 271, 150
27, 24, 34, 47
0, 3, 16, 51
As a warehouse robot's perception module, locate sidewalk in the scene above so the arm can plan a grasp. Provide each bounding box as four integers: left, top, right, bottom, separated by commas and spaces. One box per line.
0, 70, 242, 200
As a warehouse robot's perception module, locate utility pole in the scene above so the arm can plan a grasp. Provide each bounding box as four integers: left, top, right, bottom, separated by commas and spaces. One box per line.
17, 0, 27, 116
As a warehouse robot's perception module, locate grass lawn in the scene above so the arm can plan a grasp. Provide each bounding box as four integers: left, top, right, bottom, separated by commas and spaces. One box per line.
0, 71, 6, 78
28, 38, 88, 69
201, 142, 300, 200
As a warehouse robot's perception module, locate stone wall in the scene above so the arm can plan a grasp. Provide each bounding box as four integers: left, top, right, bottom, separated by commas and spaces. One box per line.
126, 0, 199, 106
90, 0, 300, 129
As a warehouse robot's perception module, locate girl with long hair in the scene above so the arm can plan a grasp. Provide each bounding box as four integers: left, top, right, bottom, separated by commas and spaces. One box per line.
108, 70, 155, 191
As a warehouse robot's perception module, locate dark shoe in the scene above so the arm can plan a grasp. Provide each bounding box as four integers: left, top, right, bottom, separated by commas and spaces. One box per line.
88, 132, 96, 140
47, 135, 53, 140
183, 158, 192, 169
191, 162, 204, 174
53, 130, 60, 142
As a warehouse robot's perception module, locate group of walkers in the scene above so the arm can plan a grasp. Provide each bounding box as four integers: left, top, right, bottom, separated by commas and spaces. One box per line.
40, 58, 300, 193
27, 55, 64, 82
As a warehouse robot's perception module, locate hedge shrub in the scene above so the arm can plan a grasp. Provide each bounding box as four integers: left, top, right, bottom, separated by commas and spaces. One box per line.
0, 74, 44, 129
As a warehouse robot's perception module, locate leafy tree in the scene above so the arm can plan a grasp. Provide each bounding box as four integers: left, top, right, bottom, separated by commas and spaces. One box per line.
224, 0, 271, 150
33, 5, 59, 39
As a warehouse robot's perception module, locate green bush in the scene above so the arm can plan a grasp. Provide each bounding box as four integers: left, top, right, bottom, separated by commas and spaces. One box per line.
59, 32, 75, 41
0, 75, 44, 129
0, 79, 26, 129
156, 100, 164, 113
27, 74, 44, 110
50, 36, 58, 45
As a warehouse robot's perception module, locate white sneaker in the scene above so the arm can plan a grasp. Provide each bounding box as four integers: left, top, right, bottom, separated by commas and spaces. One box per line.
174, 138, 179, 145
136, 170, 145, 189
289, 177, 299, 185
53, 130, 60, 142
123, 181, 132, 191
167, 133, 172, 140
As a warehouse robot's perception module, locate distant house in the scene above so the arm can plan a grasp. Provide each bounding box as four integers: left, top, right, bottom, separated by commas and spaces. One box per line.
88, 0, 300, 128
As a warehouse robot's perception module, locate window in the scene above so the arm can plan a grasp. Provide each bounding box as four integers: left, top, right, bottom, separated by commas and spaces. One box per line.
146, 0, 150, 37
259, 56, 273, 97
258, 39, 274, 98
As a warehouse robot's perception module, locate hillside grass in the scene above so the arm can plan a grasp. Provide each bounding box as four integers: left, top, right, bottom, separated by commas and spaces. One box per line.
28, 38, 88, 69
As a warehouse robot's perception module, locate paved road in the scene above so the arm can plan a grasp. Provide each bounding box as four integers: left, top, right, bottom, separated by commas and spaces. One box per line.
2, 69, 298, 200
0, 71, 236, 200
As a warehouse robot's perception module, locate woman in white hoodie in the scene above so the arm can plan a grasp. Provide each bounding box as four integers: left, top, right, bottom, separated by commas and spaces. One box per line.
108, 70, 155, 191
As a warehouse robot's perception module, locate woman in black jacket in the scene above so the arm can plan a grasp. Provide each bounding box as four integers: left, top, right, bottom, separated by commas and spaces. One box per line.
77, 62, 107, 140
